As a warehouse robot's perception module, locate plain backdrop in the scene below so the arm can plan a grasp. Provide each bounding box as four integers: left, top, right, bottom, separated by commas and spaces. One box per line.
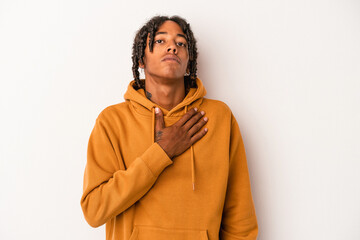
0, 0, 359, 239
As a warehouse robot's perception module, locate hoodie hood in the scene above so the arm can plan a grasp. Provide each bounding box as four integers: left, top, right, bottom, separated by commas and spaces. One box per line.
124, 77, 207, 190
124, 78, 207, 117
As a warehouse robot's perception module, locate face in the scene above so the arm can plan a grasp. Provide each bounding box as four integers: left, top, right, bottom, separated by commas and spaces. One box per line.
140, 20, 189, 81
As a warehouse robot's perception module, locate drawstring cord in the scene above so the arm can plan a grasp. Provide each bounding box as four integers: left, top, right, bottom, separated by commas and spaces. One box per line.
185, 105, 195, 191
152, 107, 155, 143
151, 105, 195, 191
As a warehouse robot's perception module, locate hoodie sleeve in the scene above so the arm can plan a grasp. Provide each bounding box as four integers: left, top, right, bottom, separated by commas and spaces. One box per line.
80, 116, 173, 228
220, 113, 258, 240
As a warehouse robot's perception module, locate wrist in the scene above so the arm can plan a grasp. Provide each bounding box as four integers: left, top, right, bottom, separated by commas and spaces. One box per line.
156, 142, 174, 159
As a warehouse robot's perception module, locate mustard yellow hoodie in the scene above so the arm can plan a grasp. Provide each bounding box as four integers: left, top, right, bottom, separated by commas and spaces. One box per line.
80, 78, 258, 240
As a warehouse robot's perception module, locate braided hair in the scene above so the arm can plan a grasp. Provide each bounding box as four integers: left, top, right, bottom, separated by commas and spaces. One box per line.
131, 15, 198, 90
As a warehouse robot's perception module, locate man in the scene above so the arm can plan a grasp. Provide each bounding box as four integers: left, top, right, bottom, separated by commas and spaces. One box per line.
81, 15, 258, 240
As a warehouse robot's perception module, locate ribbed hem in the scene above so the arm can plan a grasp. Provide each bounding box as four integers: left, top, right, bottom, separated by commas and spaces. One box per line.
140, 142, 173, 177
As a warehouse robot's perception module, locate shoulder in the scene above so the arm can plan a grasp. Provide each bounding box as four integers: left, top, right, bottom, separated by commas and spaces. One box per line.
96, 102, 129, 122
201, 98, 241, 128
201, 98, 232, 115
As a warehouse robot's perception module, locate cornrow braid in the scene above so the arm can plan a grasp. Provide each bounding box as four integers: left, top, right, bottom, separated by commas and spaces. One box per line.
131, 15, 198, 90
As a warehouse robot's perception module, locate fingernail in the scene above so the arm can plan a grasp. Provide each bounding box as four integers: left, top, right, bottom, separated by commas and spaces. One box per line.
194, 108, 198, 112
204, 128, 208, 132
201, 111, 205, 115
155, 107, 159, 114
204, 117, 208, 121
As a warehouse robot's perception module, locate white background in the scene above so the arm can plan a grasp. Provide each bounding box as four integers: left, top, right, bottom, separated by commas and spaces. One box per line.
1, 0, 359, 239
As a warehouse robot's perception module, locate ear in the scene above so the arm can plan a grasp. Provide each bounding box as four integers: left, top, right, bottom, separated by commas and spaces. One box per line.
184, 68, 190, 76
139, 57, 145, 69
186, 63, 190, 74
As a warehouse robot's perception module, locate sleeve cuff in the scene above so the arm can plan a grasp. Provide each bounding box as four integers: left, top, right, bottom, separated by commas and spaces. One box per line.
140, 142, 173, 177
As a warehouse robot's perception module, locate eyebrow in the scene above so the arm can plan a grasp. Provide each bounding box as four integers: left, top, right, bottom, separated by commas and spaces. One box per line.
155, 32, 187, 40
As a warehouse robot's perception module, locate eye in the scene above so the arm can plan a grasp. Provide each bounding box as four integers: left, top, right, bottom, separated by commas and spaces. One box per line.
177, 42, 187, 47
155, 39, 164, 44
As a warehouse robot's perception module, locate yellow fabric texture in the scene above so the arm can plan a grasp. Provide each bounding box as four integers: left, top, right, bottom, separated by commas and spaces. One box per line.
80, 78, 258, 240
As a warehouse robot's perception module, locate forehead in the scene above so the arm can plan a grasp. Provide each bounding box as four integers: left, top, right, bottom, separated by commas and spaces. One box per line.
156, 20, 185, 34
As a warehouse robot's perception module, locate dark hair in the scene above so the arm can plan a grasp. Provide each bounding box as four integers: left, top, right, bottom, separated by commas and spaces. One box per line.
131, 15, 198, 90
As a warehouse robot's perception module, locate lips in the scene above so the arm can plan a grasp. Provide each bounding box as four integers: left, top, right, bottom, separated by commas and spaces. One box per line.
161, 55, 180, 63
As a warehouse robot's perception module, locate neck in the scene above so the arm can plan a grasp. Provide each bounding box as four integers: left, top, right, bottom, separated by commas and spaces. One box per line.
144, 76, 186, 111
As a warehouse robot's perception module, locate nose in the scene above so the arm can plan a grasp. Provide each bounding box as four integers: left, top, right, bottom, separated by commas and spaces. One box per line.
167, 42, 177, 54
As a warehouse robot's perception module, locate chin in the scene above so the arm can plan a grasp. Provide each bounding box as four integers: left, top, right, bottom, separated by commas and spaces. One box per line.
161, 71, 185, 80
163, 75, 184, 81
145, 70, 185, 81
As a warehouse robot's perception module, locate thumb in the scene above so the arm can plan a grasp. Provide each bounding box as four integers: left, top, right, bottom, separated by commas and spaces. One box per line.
154, 107, 165, 131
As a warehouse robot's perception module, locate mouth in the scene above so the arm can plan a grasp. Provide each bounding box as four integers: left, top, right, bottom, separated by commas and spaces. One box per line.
161, 55, 180, 63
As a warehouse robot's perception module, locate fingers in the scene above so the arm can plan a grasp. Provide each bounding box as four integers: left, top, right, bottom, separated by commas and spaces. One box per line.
154, 107, 165, 131
175, 108, 199, 127
190, 126, 208, 144
183, 110, 206, 131
188, 114, 208, 137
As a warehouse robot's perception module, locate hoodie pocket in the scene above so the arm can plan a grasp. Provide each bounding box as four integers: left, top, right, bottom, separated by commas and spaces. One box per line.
128, 225, 209, 240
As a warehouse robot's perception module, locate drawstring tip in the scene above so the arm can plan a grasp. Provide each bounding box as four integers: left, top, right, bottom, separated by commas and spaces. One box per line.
192, 183, 195, 191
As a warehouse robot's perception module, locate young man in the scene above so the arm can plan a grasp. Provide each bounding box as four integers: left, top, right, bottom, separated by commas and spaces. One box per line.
81, 15, 258, 240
